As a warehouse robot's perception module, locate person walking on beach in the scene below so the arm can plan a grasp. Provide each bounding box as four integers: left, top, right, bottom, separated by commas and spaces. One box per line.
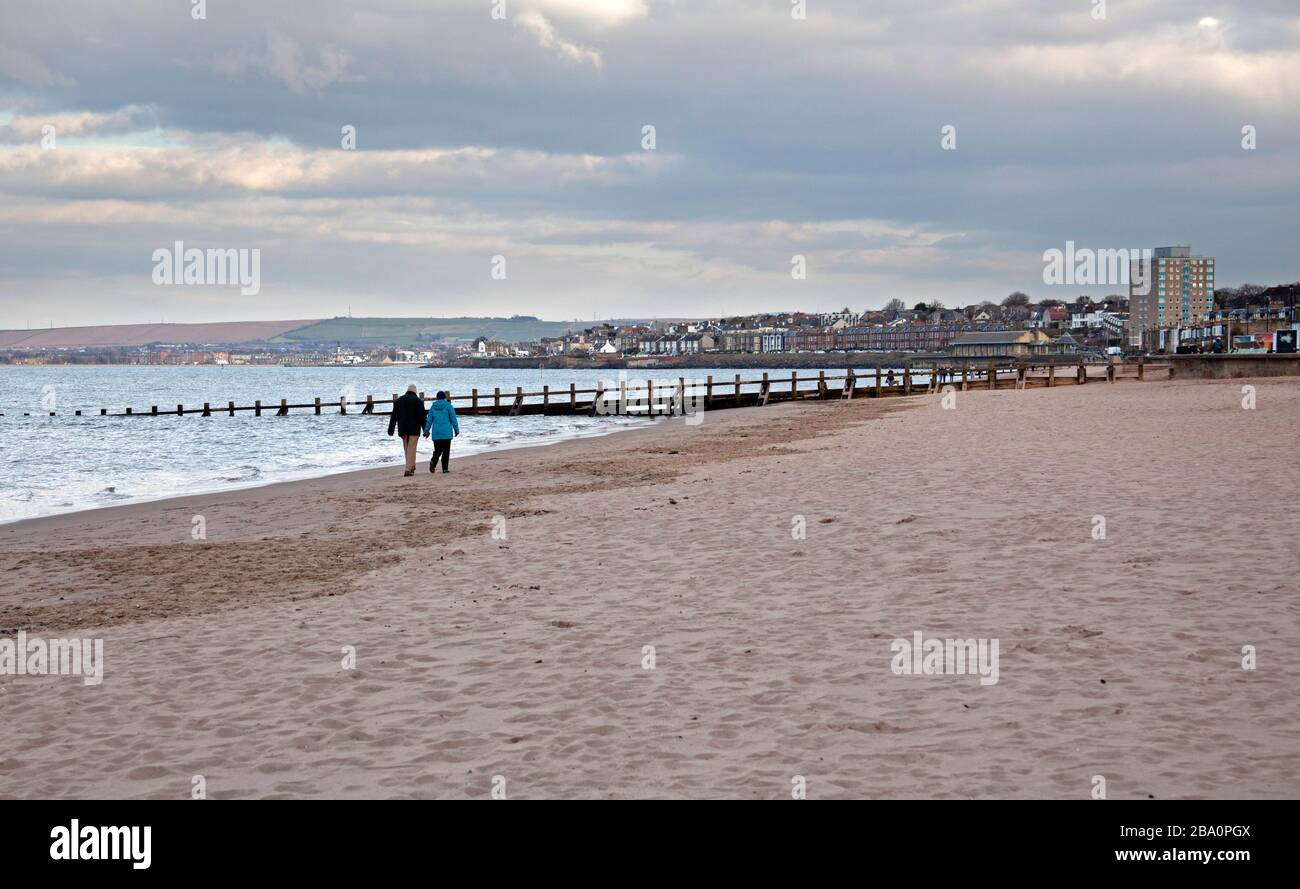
423, 390, 460, 474
388, 384, 427, 477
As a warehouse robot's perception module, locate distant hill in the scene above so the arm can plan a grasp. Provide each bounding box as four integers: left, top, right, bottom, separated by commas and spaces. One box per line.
0, 316, 580, 349
0, 320, 317, 349
276, 316, 578, 346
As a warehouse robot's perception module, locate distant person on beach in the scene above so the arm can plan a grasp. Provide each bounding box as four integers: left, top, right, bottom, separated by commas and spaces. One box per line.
885, 369, 896, 387
388, 384, 427, 477
423, 390, 460, 474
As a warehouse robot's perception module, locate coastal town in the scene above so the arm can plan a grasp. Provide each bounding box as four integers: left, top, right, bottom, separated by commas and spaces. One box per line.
3, 277, 1297, 367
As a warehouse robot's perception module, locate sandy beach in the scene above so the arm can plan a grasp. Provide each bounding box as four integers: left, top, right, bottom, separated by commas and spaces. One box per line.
1, 377, 1297, 799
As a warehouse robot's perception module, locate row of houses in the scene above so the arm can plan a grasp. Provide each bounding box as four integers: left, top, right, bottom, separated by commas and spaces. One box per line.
452, 301, 1143, 360
637, 333, 715, 355
466, 319, 1086, 359
714, 322, 1022, 353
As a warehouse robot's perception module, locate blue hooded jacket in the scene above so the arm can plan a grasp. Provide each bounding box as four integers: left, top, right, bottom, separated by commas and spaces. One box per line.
423, 397, 459, 439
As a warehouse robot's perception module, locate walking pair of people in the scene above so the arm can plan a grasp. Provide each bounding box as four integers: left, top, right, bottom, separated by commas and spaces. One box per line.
387, 385, 459, 476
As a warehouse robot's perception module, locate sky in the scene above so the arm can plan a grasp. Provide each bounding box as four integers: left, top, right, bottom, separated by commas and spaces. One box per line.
1, 0, 1298, 327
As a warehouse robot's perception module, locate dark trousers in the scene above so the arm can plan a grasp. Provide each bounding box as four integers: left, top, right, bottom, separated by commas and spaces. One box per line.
430, 438, 451, 472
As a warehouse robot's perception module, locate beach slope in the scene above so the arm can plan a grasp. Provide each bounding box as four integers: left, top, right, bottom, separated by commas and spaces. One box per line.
1, 379, 1297, 798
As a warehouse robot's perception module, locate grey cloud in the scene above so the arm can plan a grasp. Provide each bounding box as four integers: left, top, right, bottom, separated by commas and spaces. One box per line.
0, 0, 1297, 326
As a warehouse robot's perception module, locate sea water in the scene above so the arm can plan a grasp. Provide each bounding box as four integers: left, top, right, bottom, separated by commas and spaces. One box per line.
0, 364, 874, 523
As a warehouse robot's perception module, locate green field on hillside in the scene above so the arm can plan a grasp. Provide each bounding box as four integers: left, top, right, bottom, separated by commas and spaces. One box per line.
275, 316, 577, 346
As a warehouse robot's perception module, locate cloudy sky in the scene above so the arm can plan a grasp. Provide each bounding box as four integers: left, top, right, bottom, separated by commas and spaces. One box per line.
1, 0, 1298, 327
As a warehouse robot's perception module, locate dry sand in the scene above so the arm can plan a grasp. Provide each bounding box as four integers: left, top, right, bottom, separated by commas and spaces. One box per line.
1, 377, 1297, 799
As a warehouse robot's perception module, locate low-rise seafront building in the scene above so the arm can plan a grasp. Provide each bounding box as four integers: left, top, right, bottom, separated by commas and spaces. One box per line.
946, 329, 1060, 358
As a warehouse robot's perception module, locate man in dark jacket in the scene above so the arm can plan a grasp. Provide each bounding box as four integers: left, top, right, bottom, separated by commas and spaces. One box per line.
388, 385, 427, 476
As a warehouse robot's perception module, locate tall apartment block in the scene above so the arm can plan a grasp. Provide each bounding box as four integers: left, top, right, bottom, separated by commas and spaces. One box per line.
1128, 246, 1216, 346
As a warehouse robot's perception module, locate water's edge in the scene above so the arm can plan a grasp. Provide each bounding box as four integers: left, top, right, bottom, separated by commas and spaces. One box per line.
0, 416, 655, 529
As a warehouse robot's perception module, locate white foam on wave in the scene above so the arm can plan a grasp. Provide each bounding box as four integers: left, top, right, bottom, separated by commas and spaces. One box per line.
0, 412, 654, 524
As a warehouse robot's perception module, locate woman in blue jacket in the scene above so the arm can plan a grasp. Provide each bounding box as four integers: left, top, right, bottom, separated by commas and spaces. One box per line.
422, 390, 460, 474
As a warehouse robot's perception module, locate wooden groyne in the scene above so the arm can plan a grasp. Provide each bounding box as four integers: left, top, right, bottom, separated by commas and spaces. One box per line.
7, 357, 1170, 418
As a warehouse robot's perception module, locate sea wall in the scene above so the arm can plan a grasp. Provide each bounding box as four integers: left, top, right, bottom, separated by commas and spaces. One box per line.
1168, 354, 1300, 379
450, 352, 951, 371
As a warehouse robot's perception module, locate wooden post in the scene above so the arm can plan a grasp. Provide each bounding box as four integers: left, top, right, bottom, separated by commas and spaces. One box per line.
75, 410, 82, 416
277, 398, 289, 416
1107, 362, 1115, 383
313, 397, 321, 414
511, 386, 524, 416
962, 362, 969, 391
494, 387, 501, 412
227, 400, 234, 417
543, 385, 549, 410
1137, 356, 1145, 380
339, 396, 347, 415
620, 378, 628, 415
255, 399, 262, 417
471, 389, 478, 413
1077, 359, 1086, 385
151, 405, 158, 415
177, 404, 183, 416
874, 365, 881, 398
100, 408, 107, 416
594, 382, 605, 416
791, 371, 798, 399
734, 374, 741, 401
647, 380, 654, 415
363, 395, 374, 414
706, 375, 714, 406
1047, 362, 1055, 387
987, 362, 996, 390
817, 371, 826, 399
203, 402, 212, 417
569, 383, 576, 410
903, 361, 912, 395
126, 407, 132, 415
